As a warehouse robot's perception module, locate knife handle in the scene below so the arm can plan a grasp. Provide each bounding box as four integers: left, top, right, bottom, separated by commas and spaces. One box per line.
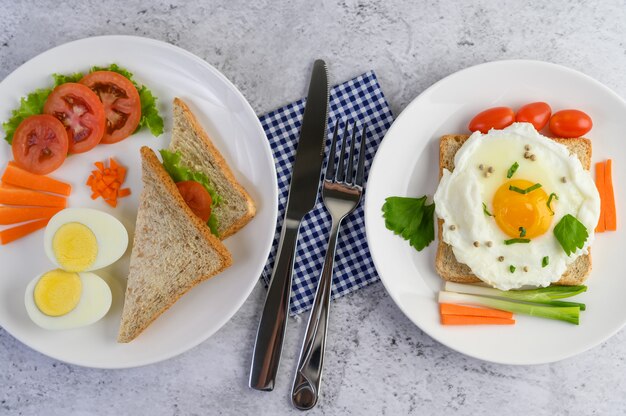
249, 218, 301, 391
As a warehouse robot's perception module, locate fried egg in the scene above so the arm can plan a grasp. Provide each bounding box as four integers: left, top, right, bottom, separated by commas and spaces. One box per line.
433, 123, 600, 290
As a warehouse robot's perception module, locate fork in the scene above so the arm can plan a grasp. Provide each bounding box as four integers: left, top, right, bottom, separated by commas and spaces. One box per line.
291, 121, 367, 410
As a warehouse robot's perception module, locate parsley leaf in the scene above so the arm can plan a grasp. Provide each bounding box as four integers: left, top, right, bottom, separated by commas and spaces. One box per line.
382, 196, 435, 251
553, 214, 589, 256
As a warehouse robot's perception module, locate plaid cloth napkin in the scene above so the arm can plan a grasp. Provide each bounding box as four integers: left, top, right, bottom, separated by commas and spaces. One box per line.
259, 71, 394, 315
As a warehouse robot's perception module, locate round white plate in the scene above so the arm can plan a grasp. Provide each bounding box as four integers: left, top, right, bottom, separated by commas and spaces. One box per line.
0, 36, 277, 368
365, 60, 626, 365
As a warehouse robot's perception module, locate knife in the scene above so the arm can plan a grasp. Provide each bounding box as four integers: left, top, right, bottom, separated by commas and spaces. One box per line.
249, 60, 329, 391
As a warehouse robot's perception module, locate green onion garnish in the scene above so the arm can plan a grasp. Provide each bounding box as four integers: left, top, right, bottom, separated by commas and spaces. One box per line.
505, 238, 531, 245
547, 193, 559, 215
519, 227, 526, 237
509, 265, 516, 273
507, 162, 519, 179
482, 202, 493, 217
509, 183, 542, 194
542, 256, 549, 267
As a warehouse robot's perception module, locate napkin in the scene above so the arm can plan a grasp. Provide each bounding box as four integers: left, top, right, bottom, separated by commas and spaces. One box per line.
259, 71, 394, 315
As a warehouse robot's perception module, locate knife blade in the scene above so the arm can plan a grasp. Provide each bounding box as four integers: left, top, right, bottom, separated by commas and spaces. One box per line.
249, 59, 329, 391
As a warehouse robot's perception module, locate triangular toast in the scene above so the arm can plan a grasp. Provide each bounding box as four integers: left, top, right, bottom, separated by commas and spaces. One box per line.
117, 147, 233, 343
169, 97, 256, 239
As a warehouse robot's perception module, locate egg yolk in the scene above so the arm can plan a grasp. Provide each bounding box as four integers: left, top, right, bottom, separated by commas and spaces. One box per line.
52, 222, 98, 272
492, 179, 554, 239
34, 269, 82, 317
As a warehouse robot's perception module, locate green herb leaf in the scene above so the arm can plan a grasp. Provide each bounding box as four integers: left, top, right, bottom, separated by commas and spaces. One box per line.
542, 256, 549, 267
553, 214, 589, 256
507, 162, 519, 179
519, 226, 526, 237
382, 196, 435, 251
509, 265, 516, 273
482, 202, 493, 217
547, 192, 559, 216
2, 88, 52, 144
504, 238, 530, 245
509, 183, 542, 194
52, 72, 84, 86
159, 149, 221, 236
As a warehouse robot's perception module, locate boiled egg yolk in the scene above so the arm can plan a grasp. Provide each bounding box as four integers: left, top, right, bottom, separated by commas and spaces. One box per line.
34, 269, 82, 316
52, 222, 98, 272
493, 179, 553, 239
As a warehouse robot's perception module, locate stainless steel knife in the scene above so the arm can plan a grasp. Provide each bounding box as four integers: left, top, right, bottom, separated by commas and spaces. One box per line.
249, 60, 329, 391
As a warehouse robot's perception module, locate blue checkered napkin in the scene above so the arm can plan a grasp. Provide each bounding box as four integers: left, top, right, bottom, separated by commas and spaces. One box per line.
259, 71, 394, 315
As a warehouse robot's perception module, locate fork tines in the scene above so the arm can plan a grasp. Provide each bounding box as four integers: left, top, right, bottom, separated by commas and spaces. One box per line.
326, 121, 367, 187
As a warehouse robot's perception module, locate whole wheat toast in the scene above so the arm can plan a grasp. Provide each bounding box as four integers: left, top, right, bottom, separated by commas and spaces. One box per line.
435, 134, 592, 285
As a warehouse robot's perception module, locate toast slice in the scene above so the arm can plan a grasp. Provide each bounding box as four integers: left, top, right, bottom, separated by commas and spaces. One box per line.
117, 147, 233, 343
435, 134, 592, 286
169, 98, 256, 239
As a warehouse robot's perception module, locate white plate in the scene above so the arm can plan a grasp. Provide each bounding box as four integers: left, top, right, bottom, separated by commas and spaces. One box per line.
365, 60, 626, 365
0, 36, 277, 368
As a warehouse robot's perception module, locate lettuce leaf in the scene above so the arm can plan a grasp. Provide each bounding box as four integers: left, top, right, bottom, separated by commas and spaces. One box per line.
159, 149, 221, 235
2, 88, 51, 144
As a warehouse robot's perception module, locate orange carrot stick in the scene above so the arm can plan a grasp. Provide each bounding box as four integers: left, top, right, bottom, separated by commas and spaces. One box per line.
2, 163, 71, 196
0, 185, 67, 208
439, 303, 513, 319
440, 315, 515, 325
0, 206, 62, 225
0, 218, 50, 244
595, 161, 606, 233
605, 159, 617, 231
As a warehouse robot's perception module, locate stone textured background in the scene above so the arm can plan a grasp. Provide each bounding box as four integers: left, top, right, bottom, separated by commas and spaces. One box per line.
1, 0, 625, 415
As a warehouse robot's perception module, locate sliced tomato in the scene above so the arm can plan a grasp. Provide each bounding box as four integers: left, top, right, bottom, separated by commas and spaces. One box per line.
12, 115, 69, 175
469, 107, 515, 134
43, 83, 105, 154
549, 109, 592, 138
516, 102, 552, 131
79, 71, 141, 144
176, 181, 213, 222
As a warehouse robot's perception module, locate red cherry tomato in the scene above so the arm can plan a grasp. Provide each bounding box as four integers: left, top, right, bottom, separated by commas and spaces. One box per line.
549, 110, 592, 138
11, 115, 69, 174
469, 107, 515, 134
43, 83, 105, 154
79, 71, 142, 144
515, 102, 551, 131
176, 180, 213, 222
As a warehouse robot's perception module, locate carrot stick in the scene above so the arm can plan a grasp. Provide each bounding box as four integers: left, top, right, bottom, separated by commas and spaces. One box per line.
605, 159, 617, 231
0, 218, 50, 244
0, 206, 62, 225
2, 163, 71, 196
440, 315, 515, 325
595, 161, 606, 233
0, 185, 67, 208
439, 303, 513, 319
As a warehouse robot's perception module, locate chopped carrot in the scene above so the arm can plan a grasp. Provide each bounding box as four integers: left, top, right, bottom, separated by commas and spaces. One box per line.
595, 161, 606, 232
0, 218, 50, 245
605, 159, 616, 231
439, 303, 513, 319
86, 158, 130, 207
0, 206, 62, 225
2, 163, 71, 196
0, 185, 67, 208
440, 315, 515, 325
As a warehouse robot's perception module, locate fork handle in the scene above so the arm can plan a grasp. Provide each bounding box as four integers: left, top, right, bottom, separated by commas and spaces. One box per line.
291, 218, 342, 410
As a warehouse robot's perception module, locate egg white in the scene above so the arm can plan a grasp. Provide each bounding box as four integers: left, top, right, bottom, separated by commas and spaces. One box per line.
433, 123, 600, 290
43, 208, 129, 272
24, 271, 112, 330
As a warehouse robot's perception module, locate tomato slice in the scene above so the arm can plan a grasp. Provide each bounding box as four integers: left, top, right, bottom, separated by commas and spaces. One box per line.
43, 83, 105, 154
176, 181, 213, 222
549, 109, 592, 138
11, 115, 69, 175
468, 107, 515, 134
79, 71, 141, 144
516, 102, 552, 131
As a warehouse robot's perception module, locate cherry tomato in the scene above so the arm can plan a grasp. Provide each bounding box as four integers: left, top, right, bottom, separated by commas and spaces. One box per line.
12, 115, 69, 174
79, 71, 141, 144
176, 180, 213, 222
515, 102, 551, 131
468, 107, 515, 133
549, 110, 592, 138
43, 83, 105, 154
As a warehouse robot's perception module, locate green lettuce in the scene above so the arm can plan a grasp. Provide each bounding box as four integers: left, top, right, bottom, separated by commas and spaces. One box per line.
159, 149, 221, 236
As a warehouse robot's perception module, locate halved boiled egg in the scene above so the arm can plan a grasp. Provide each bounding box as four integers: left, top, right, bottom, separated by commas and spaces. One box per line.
44, 208, 128, 272
24, 269, 112, 330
